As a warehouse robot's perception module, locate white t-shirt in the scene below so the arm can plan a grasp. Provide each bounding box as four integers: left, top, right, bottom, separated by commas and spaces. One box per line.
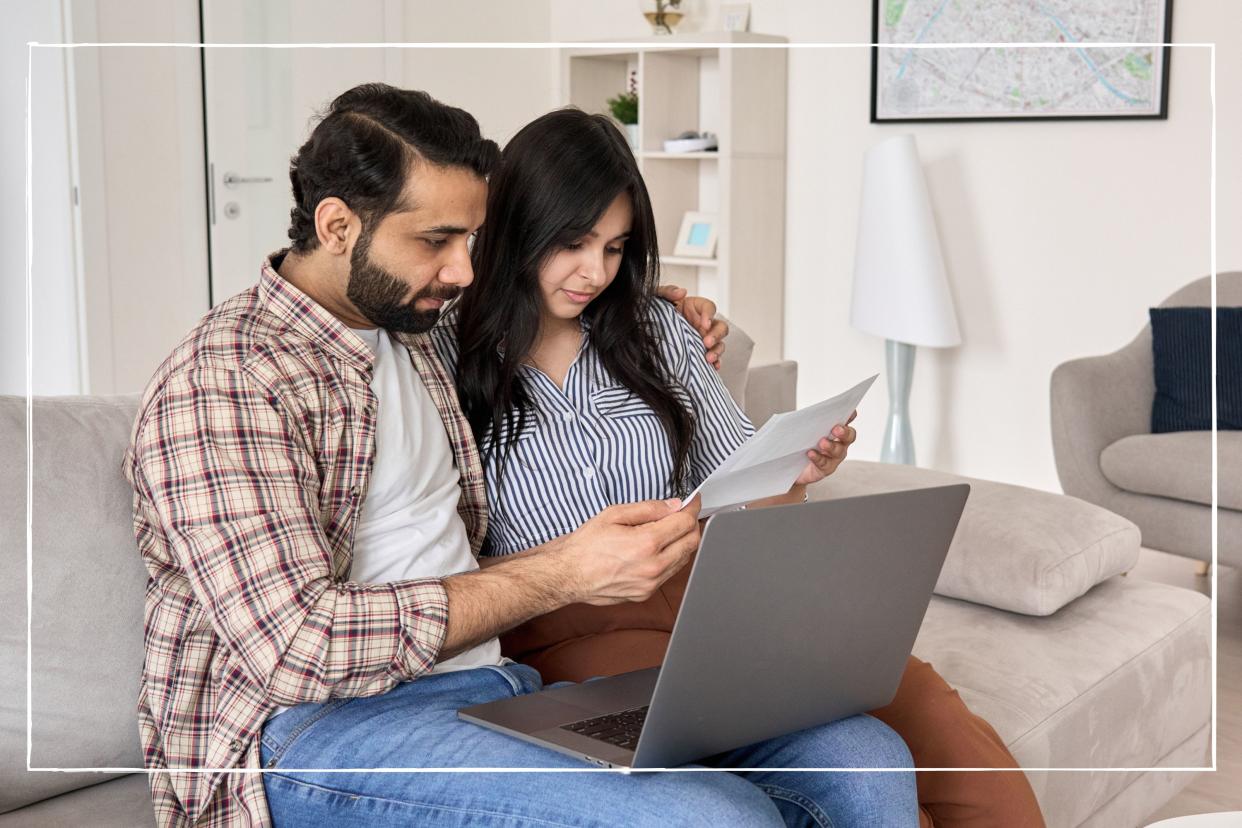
348, 326, 502, 675
270, 328, 502, 719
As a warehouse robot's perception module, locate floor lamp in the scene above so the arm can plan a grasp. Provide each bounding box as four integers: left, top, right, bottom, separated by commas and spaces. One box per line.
850, 134, 961, 465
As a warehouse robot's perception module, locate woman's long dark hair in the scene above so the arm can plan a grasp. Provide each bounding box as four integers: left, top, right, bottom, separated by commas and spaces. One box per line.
455, 108, 695, 495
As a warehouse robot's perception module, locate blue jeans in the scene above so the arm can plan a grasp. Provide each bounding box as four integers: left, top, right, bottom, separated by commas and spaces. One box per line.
260, 663, 917, 827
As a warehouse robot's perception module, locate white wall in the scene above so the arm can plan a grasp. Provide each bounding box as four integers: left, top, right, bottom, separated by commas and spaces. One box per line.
780, 0, 1238, 492
10, 0, 1238, 495
5, 2, 561, 399
11, 0, 559, 397
553, 0, 1241, 493
3, 1, 212, 397
1, 2, 83, 396
67, 0, 212, 396
401, 0, 558, 146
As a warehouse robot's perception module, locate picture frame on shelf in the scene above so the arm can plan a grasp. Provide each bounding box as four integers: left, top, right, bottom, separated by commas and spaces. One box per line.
673, 211, 719, 258
721, 3, 751, 33
870, 0, 1173, 122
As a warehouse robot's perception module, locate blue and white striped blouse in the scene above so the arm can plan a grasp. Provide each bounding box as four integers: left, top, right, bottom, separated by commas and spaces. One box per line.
431, 298, 755, 556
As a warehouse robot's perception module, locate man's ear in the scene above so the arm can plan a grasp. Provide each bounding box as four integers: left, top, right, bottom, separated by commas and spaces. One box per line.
314, 197, 355, 255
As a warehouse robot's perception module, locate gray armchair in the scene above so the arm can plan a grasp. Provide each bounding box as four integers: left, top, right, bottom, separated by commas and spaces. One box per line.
1050, 272, 1241, 568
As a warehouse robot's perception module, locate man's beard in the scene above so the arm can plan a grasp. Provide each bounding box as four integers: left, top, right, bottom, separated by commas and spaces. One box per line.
346, 229, 460, 334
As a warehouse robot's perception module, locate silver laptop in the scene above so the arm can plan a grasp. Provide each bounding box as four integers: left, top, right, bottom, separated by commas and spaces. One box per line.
459, 484, 969, 769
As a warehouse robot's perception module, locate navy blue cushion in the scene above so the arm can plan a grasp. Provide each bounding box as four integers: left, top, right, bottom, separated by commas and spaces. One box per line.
1150, 307, 1242, 432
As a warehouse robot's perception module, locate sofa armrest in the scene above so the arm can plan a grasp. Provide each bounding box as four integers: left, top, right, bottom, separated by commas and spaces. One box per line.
1050, 331, 1154, 503
743, 360, 797, 427
714, 314, 754, 412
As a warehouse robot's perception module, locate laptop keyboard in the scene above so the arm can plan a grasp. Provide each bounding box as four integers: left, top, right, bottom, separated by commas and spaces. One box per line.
560, 705, 649, 750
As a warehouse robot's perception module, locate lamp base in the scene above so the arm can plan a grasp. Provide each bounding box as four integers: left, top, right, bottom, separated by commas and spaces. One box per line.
881, 339, 916, 465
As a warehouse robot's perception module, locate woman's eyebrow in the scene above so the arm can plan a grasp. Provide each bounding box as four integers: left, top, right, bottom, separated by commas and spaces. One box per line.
578, 229, 630, 241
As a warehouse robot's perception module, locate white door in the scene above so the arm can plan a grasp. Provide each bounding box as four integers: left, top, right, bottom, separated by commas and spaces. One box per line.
201, 0, 404, 304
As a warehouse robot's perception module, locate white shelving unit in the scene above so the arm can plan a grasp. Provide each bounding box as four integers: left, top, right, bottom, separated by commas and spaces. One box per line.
562, 32, 788, 363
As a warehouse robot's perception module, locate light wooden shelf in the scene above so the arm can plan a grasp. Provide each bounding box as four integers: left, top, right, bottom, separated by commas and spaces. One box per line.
642, 151, 720, 160
564, 33, 787, 61
661, 255, 718, 267
563, 33, 787, 362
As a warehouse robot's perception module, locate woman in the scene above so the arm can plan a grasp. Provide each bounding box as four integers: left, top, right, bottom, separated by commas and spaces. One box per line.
431, 108, 1044, 828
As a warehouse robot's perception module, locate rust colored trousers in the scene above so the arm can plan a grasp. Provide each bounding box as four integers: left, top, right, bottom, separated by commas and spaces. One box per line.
501, 558, 1045, 828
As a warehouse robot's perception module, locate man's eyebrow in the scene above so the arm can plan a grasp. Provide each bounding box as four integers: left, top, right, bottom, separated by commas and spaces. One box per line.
421, 224, 472, 235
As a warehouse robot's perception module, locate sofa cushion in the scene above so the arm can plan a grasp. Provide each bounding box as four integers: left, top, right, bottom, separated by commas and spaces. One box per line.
811, 461, 1141, 616
0, 774, 154, 828
1069, 725, 1209, 828
1149, 306, 1242, 432
0, 396, 147, 814
742, 360, 797, 428
1100, 430, 1242, 511
914, 577, 1210, 828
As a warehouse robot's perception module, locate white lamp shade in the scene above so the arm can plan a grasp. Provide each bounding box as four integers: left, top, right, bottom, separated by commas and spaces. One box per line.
850, 134, 962, 348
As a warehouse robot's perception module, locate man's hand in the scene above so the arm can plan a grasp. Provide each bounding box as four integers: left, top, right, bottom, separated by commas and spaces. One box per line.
656, 284, 728, 369
794, 410, 858, 486
439, 498, 701, 658
557, 497, 702, 606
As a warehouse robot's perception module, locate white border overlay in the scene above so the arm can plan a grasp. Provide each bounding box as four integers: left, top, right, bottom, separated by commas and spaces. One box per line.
26, 40, 1217, 776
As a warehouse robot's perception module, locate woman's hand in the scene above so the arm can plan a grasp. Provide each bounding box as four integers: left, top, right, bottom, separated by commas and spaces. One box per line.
656, 284, 728, 369
794, 410, 858, 486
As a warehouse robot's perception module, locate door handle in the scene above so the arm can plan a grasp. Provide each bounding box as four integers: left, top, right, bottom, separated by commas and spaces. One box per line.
222, 171, 274, 188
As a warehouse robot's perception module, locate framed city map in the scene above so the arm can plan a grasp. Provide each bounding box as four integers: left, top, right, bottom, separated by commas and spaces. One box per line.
871, 0, 1173, 122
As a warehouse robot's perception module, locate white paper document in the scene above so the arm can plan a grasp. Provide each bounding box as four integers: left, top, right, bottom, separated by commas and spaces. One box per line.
680, 374, 878, 518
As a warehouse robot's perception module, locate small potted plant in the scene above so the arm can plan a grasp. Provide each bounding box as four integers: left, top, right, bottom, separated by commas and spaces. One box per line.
606, 70, 640, 150
641, 0, 684, 35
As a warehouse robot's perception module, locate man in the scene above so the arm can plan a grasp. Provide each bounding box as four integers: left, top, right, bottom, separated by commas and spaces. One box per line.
125, 84, 915, 827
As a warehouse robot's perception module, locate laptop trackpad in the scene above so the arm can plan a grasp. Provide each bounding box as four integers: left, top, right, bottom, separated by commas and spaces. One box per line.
540, 667, 658, 715
460, 668, 659, 731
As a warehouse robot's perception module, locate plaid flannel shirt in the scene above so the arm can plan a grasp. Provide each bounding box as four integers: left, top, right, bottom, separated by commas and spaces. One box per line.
123, 254, 487, 826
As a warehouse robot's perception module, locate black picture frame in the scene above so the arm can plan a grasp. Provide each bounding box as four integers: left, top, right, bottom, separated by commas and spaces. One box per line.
870, 1, 1173, 123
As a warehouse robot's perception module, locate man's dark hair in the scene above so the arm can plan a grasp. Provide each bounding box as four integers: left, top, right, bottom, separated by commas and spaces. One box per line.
287, 83, 500, 252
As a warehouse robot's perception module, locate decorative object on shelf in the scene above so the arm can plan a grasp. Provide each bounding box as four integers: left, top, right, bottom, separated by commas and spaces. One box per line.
850, 134, 961, 466
871, 0, 1173, 122
606, 70, 639, 150
673, 211, 719, 258
662, 130, 718, 153
720, 3, 751, 32
640, 0, 684, 35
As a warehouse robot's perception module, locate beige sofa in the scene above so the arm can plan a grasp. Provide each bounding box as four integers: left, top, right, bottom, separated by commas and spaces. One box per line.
0, 347, 1211, 827
1051, 272, 1241, 569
